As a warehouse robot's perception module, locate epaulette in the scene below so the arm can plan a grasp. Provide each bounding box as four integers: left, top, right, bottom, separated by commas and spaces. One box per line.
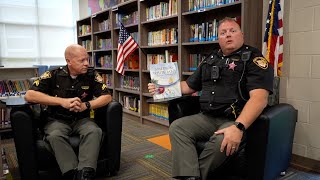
200, 50, 218, 66
54, 66, 68, 76
241, 51, 251, 62
50, 66, 62, 71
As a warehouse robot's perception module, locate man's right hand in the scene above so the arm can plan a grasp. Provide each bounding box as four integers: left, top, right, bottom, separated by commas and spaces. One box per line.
148, 83, 156, 95
61, 97, 82, 112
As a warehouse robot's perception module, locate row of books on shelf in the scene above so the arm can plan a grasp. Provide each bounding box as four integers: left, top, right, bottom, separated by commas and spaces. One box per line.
130, 32, 139, 44
98, 19, 111, 32
96, 38, 112, 50
118, 93, 140, 113
79, 25, 91, 36
189, 16, 241, 42
146, 51, 178, 70
116, 11, 139, 27
117, 93, 170, 122
149, 103, 169, 121
148, 28, 178, 46
124, 52, 139, 70
190, 20, 218, 42
81, 40, 93, 51
189, 53, 207, 71
95, 53, 139, 70
89, 56, 94, 67
120, 76, 140, 91
102, 74, 113, 87
0, 80, 31, 97
145, 0, 178, 21
96, 55, 112, 68
188, 0, 240, 12
117, 92, 169, 121
100, 0, 138, 9
0, 108, 10, 127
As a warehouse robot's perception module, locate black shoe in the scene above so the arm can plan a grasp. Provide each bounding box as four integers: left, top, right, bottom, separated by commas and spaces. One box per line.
62, 169, 77, 180
77, 167, 95, 180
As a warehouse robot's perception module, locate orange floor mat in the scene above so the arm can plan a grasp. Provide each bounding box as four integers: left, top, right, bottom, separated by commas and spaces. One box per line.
147, 134, 171, 150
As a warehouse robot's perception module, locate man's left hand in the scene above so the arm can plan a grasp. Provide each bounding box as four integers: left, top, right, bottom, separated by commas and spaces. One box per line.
215, 125, 243, 156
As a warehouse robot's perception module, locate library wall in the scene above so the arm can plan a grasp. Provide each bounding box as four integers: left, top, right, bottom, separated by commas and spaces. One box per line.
274, 0, 320, 162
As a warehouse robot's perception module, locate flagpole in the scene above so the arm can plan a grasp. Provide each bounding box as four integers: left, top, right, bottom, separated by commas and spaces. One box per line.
118, 21, 147, 56
266, 0, 275, 62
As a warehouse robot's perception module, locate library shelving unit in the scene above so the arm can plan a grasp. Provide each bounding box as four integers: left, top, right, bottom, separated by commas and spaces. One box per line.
112, 0, 140, 118
76, 0, 263, 127
77, 16, 93, 66
0, 67, 38, 136
92, 8, 114, 91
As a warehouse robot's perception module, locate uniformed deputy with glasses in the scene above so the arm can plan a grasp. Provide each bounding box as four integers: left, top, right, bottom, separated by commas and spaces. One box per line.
25, 44, 112, 180
148, 17, 274, 180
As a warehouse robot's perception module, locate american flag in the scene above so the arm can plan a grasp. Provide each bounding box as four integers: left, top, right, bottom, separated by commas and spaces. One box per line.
262, 0, 284, 76
116, 24, 138, 75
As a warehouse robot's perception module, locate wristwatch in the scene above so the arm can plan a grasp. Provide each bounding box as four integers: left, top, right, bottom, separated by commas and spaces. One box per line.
85, 102, 91, 110
234, 122, 246, 132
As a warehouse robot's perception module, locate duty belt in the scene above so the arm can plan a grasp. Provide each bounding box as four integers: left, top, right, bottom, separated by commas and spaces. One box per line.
51, 112, 86, 121
202, 109, 225, 117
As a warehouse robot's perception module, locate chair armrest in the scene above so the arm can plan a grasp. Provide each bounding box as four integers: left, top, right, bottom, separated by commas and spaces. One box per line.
10, 105, 39, 180
168, 96, 200, 124
246, 103, 297, 180
94, 100, 123, 173
94, 100, 123, 133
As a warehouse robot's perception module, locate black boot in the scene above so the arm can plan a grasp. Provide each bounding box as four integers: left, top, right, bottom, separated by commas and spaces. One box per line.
62, 169, 77, 180
77, 167, 95, 180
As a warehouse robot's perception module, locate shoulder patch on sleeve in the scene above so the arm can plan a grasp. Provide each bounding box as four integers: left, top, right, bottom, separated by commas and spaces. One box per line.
33, 79, 40, 86
102, 84, 108, 90
39, 71, 52, 80
95, 73, 103, 83
253, 57, 268, 69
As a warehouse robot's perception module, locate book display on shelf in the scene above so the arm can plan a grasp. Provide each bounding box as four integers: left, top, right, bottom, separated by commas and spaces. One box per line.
0, 67, 38, 135
150, 62, 181, 100
77, 0, 263, 127
0, 79, 31, 97
149, 103, 169, 121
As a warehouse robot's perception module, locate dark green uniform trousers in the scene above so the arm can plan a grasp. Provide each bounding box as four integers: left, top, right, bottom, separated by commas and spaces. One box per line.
44, 117, 102, 174
169, 113, 234, 180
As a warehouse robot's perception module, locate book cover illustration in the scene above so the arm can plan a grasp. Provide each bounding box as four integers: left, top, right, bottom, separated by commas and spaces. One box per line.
150, 62, 182, 100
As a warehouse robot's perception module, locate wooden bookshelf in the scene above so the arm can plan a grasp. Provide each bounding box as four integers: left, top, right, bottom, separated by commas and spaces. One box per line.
77, 0, 263, 127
